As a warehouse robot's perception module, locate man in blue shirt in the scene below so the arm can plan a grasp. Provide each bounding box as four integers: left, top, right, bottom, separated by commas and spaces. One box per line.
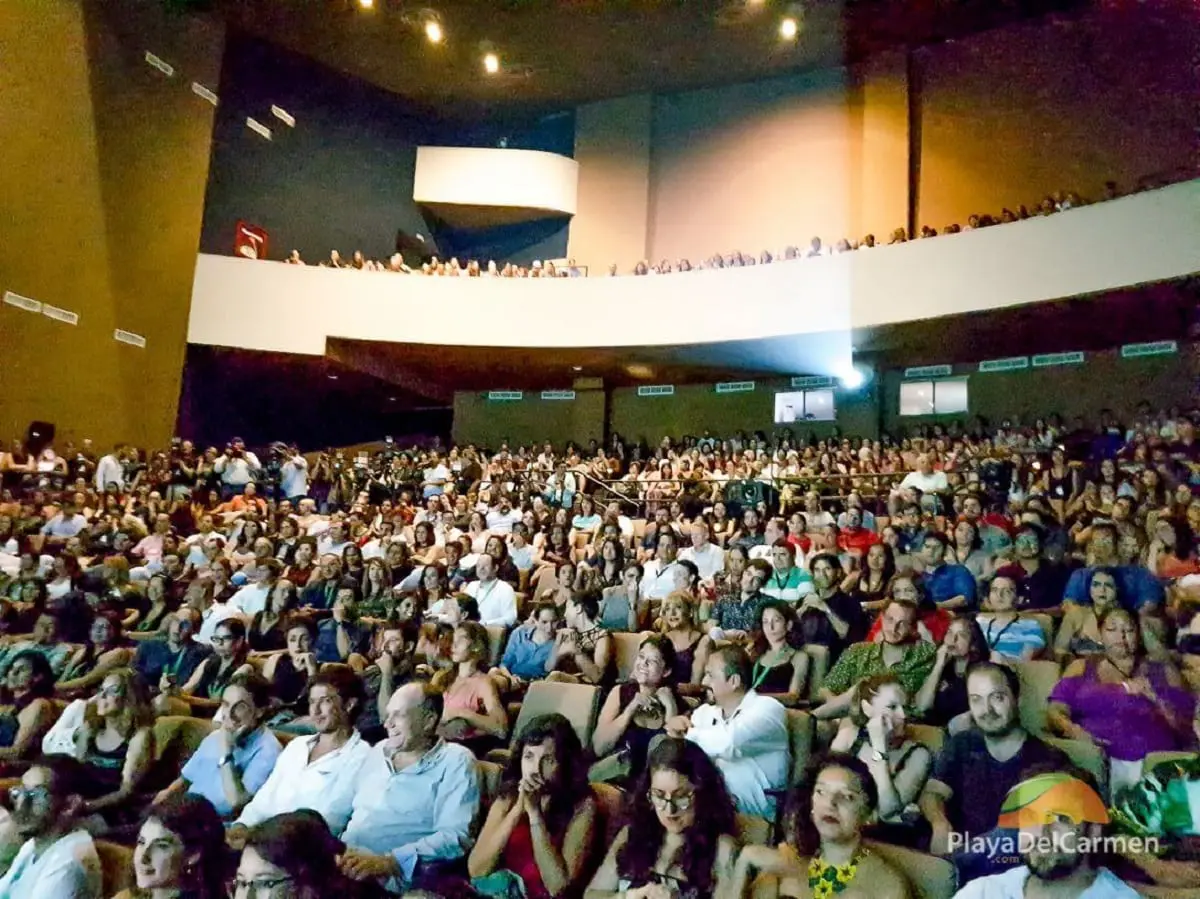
920, 533, 977, 610
155, 673, 282, 819
489, 602, 559, 694
1062, 522, 1164, 612
132, 609, 210, 692
340, 682, 479, 894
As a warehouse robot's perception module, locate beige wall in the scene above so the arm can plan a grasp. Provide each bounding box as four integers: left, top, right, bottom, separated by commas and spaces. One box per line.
0, 0, 221, 449
917, 9, 1198, 228
452, 390, 606, 450
566, 94, 653, 272
642, 55, 911, 263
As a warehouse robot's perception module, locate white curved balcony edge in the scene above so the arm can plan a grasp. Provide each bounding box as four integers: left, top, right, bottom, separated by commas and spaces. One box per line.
413, 146, 579, 216
187, 179, 1200, 355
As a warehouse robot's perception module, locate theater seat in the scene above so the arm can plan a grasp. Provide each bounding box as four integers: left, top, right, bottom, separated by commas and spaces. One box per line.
906, 724, 946, 755
507, 681, 601, 753
147, 715, 214, 791
591, 781, 625, 844
804, 645, 829, 700
1044, 735, 1109, 799
95, 839, 134, 896
867, 841, 958, 899
611, 631, 652, 682
737, 814, 772, 846
784, 709, 814, 786
1015, 659, 1061, 735
485, 626, 508, 667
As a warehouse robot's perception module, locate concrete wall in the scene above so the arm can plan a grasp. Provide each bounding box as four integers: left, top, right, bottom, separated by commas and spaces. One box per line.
0, 0, 222, 449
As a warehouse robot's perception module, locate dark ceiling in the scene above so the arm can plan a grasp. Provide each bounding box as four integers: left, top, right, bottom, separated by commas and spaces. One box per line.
212, 0, 1088, 115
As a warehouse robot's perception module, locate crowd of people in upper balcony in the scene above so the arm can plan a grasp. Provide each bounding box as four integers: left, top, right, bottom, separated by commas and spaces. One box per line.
0, 401, 1196, 897
267, 172, 1184, 280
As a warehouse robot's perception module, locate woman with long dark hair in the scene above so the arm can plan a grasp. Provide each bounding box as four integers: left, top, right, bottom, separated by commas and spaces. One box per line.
585, 738, 738, 899
912, 614, 988, 730
0, 649, 59, 767
433, 622, 509, 754
842, 541, 896, 611
115, 793, 230, 899
469, 713, 598, 898
235, 809, 355, 899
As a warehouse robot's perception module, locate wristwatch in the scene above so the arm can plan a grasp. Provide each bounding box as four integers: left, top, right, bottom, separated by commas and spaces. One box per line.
870, 748, 886, 763
218, 752, 235, 769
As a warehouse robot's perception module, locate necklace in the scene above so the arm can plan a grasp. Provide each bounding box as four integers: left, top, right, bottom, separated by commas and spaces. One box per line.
807, 847, 866, 898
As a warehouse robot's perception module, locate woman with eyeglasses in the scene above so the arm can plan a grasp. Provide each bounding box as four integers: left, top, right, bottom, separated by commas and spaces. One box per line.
585, 738, 738, 899
234, 809, 355, 899
56, 611, 133, 698
113, 793, 230, 899
469, 714, 598, 899
730, 754, 909, 899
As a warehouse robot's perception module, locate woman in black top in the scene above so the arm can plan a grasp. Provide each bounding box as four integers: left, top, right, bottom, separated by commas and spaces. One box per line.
249, 578, 298, 652
912, 614, 989, 728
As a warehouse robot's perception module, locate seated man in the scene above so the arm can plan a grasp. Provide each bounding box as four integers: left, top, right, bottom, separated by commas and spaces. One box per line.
229, 668, 374, 845
918, 533, 977, 611
667, 644, 789, 819
814, 598, 937, 718
463, 553, 517, 628
953, 770, 1139, 898
314, 581, 372, 664
227, 558, 283, 618
0, 755, 102, 898
0, 612, 74, 678
920, 662, 1069, 883
132, 608, 210, 693
639, 530, 683, 602
339, 682, 480, 894
154, 673, 282, 820
705, 558, 772, 643
300, 553, 344, 610
489, 601, 559, 694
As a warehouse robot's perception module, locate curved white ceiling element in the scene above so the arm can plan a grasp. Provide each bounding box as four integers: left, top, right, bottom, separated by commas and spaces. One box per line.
414, 146, 579, 226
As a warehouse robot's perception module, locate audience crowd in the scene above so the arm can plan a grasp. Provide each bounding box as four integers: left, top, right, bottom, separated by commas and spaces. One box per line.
269, 176, 1179, 279
0, 403, 1196, 898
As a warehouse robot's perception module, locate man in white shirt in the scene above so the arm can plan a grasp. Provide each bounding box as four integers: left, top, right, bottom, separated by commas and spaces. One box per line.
667, 644, 789, 819
897, 453, 949, 495
640, 530, 682, 601
484, 496, 521, 534
213, 437, 262, 497
317, 520, 352, 559
280, 449, 309, 501
678, 521, 725, 584
0, 756, 102, 899
422, 454, 451, 499
951, 774, 1139, 899
748, 517, 787, 563
39, 500, 88, 546
229, 669, 373, 842
93, 445, 125, 493
603, 502, 635, 540
465, 553, 517, 627
228, 559, 283, 618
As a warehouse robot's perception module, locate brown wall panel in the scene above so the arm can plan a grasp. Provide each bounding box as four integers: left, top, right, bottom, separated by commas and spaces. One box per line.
452, 390, 605, 450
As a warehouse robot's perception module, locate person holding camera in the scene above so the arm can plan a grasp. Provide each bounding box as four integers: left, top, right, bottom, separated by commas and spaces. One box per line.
213, 437, 262, 501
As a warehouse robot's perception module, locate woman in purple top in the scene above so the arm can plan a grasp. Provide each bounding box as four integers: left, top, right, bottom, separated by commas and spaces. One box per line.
1048, 607, 1194, 792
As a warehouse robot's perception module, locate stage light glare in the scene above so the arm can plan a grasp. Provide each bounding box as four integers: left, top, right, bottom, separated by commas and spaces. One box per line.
358, 0, 373, 9
779, 17, 798, 40
425, 20, 443, 43
840, 368, 865, 390
483, 52, 500, 74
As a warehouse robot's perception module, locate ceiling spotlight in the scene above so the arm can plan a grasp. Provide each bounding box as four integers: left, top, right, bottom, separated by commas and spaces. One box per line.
425, 20, 443, 43
327, 374, 339, 380
483, 52, 500, 74
357, 0, 373, 9
779, 17, 798, 40
571, 365, 583, 372
840, 368, 864, 390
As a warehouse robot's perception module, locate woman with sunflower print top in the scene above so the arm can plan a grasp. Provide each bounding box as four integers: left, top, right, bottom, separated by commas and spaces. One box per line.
730, 754, 910, 899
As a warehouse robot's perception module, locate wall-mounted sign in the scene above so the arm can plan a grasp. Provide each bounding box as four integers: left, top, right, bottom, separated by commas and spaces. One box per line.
790, 376, 835, 389
42, 304, 78, 325
114, 329, 146, 348
487, 391, 523, 401
637, 384, 675, 397
1121, 341, 1177, 358
1032, 351, 1084, 367
540, 390, 575, 400
978, 356, 1029, 373
903, 364, 952, 379
2, 291, 41, 314
715, 381, 755, 394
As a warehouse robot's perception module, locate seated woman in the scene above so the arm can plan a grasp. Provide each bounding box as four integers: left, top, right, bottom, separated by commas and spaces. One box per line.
731, 754, 910, 899
358, 557, 393, 619
262, 618, 319, 721
56, 610, 134, 698
657, 591, 709, 690
490, 602, 560, 695
761, 539, 814, 603
42, 666, 154, 826
433, 621, 509, 755
417, 564, 454, 620
912, 614, 989, 731
864, 573, 951, 644
283, 536, 318, 589
537, 559, 579, 611
414, 620, 454, 678
1048, 607, 1196, 794
167, 618, 254, 716
585, 738, 738, 899
592, 634, 680, 786
248, 577, 298, 653
842, 542, 896, 612
469, 713, 598, 899
547, 591, 613, 686
599, 561, 641, 632
115, 792, 230, 899
0, 650, 60, 770
976, 575, 1047, 663
589, 536, 627, 592
155, 673, 283, 820
133, 572, 174, 634
1053, 567, 1122, 662
485, 535, 522, 589
830, 675, 932, 846
749, 600, 810, 706
236, 809, 356, 899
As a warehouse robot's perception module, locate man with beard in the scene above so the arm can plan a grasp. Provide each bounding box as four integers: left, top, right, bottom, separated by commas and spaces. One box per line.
795, 552, 867, 661
339, 682, 480, 893
0, 755, 101, 898
228, 668, 373, 846
921, 662, 1069, 882
952, 773, 1138, 898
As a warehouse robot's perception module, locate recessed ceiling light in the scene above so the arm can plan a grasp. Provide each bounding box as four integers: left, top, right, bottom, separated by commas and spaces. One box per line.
425, 20, 443, 43
779, 17, 798, 40
483, 52, 500, 75
358, 0, 373, 9
571, 365, 582, 372
327, 374, 339, 380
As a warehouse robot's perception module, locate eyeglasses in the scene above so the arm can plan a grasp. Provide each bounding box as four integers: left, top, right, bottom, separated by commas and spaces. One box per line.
9, 785, 51, 807
648, 790, 694, 812
232, 874, 294, 897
